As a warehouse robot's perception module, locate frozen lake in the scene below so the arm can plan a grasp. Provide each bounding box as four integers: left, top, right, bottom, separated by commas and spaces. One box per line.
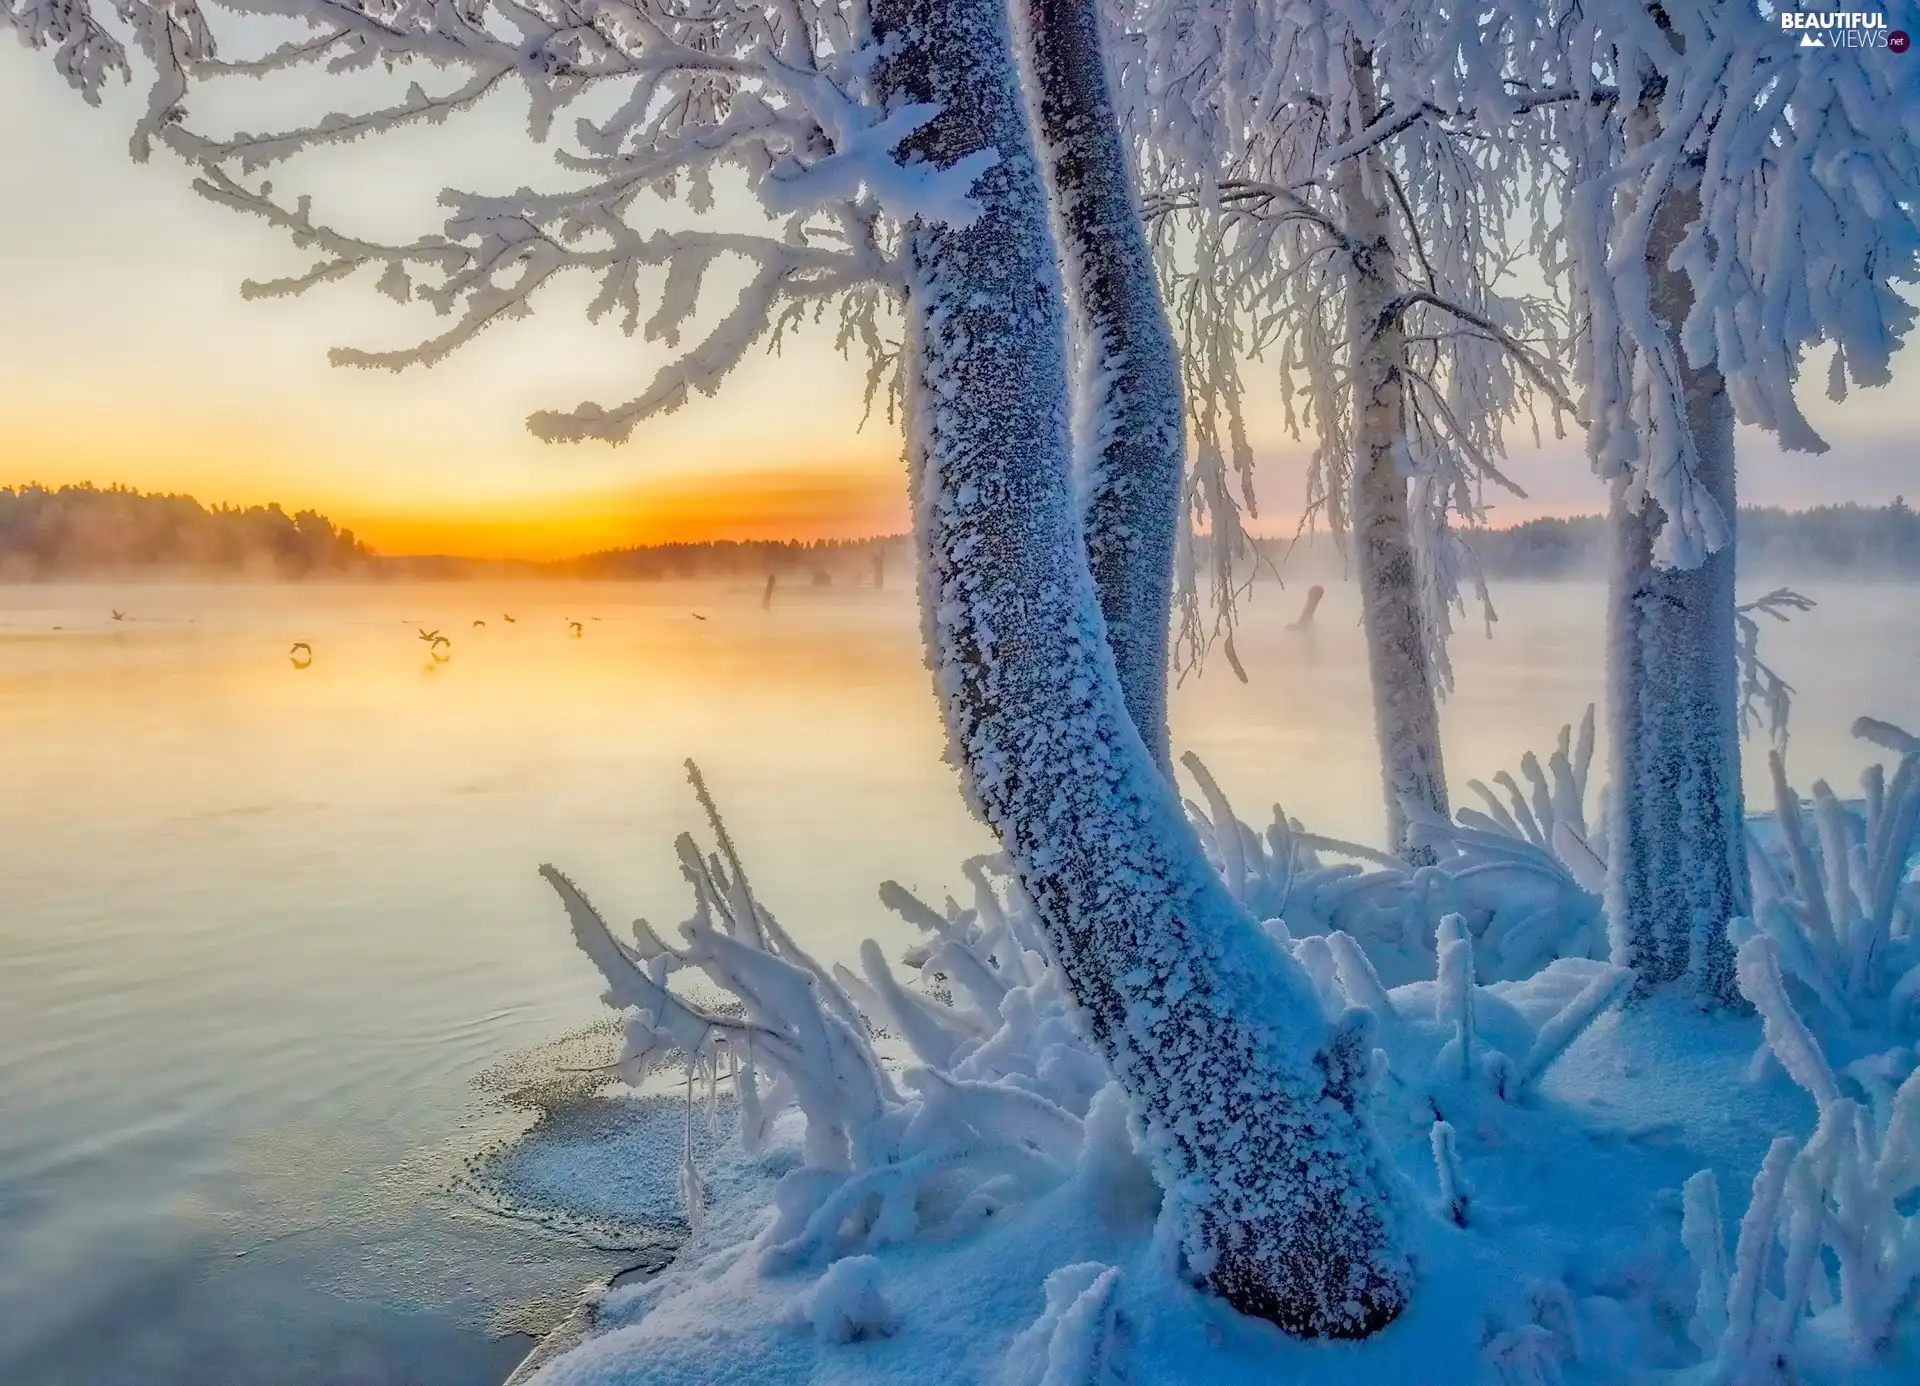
2, 576, 1915, 1384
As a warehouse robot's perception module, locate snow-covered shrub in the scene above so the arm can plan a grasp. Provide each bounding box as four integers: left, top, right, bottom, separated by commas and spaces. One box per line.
1407, 706, 1611, 980
1406, 708, 1918, 999
1451, 707, 1606, 867
545, 762, 1100, 1279
546, 755, 1632, 1281
1666, 717, 1920, 1381
1182, 712, 1609, 985
870, 860, 1109, 1122
1743, 718, 1920, 1036
1678, 935, 1920, 1379
526, 751, 1699, 1383
1344, 920, 1633, 1118
1180, 750, 1433, 980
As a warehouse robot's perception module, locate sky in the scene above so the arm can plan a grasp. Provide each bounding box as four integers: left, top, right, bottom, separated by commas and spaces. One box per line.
4, 41, 1918, 560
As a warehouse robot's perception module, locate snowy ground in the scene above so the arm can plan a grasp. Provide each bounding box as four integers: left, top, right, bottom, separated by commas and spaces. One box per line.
500, 721, 1920, 1385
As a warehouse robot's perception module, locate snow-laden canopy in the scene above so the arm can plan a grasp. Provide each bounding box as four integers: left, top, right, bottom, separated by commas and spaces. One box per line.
1505, 0, 1920, 566
6, 0, 973, 440
1105, 0, 1579, 680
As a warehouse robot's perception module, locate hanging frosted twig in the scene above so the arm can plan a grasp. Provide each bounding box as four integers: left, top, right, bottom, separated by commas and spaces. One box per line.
1734, 587, 1816, 745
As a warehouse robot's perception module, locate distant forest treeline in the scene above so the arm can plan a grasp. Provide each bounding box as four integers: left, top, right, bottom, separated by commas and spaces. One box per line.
567, 536, 906, 581
0, 483, 903, 582
380, 536, 910, 583
1435, 499, 1920, 578
0, 484, 372, 579
5, 482, 1916, 581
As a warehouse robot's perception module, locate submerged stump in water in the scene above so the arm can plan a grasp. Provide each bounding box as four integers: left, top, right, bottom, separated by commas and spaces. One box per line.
1289, 584, 1325, 630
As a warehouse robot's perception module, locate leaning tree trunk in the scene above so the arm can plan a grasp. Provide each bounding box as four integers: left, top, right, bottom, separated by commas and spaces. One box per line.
1604, 142, 1746, 1006
872, 0, 1408, 1338
1017, 0, 1186, 770
1337, 44, 1449, 863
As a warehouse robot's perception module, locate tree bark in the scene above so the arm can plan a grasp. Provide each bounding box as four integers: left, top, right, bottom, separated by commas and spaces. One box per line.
1604, 125, 1746, 1006
871, 0, 1408, 1338
1016, 0, 1186, 769
1337, 44, 1450, 863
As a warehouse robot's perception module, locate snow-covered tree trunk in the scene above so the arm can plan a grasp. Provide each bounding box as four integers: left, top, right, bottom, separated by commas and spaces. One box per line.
1603, 133, 1747, 1006
1016, 0, 1185, 769
872, 0, 1408, 1337
1337, 44, 1449, 864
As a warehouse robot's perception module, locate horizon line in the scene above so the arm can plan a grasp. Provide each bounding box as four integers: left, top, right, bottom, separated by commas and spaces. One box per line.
8, 479, 1913, 566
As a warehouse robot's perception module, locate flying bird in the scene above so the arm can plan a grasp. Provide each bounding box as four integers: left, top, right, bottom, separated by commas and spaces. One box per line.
567, 620, 583, 637
502, 614, 516, 623
110, 609, 125, 621
289, 642, 313, 669
691, 612, 707, 622
472, 619, 486, 629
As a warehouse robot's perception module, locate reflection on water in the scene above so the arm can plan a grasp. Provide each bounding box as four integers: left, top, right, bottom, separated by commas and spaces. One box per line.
1, 576, 1915, 1384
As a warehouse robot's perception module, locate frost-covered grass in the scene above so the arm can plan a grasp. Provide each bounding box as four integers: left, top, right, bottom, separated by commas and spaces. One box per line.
1185, 708, 1609, 986
511, 715, 1920, 1385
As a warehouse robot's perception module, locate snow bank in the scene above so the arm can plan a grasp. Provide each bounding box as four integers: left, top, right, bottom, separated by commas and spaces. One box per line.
510, 718, 1920, 1384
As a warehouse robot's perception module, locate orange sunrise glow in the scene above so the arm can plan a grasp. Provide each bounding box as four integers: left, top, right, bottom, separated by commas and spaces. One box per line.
347, 464, 914, 560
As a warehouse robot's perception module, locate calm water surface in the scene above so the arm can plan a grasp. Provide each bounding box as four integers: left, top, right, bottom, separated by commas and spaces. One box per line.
2, 576, 1915, 1384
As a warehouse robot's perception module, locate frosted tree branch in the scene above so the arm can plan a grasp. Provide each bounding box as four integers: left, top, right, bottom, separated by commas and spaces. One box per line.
16, 0, 1017, 443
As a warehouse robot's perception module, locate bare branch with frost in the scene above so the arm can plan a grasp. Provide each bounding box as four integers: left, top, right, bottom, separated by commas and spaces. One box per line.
15, 0, 994, 442
1733, 588, 1815, 746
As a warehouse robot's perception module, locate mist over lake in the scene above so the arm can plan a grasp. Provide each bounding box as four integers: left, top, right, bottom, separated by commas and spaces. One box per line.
1, 575, 1914, 1385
